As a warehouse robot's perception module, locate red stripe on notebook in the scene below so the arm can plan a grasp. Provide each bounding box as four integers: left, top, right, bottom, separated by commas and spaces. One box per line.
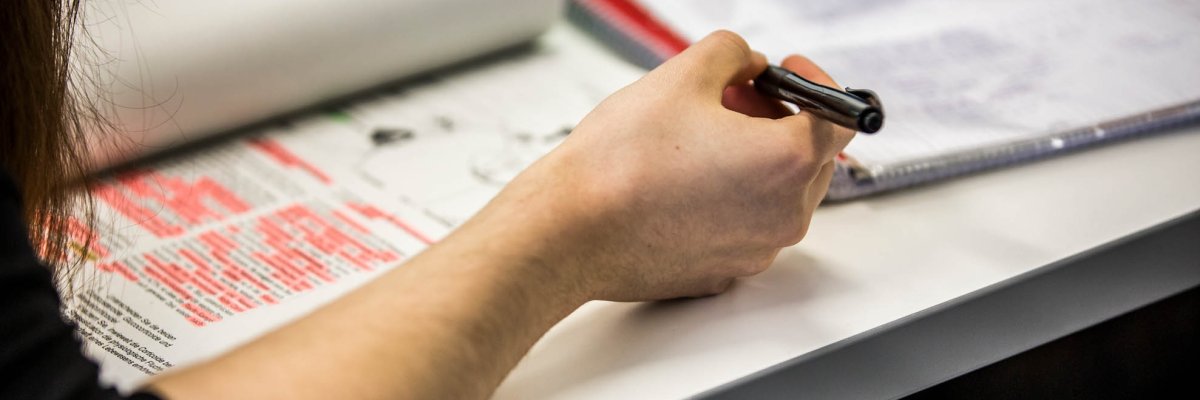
583, 0, 691, 59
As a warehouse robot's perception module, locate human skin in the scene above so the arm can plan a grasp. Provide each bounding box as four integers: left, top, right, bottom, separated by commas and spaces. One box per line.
149, 30, 854, 399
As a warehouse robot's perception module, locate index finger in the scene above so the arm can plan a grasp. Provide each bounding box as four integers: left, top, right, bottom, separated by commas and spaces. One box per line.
781, 54, 838, 87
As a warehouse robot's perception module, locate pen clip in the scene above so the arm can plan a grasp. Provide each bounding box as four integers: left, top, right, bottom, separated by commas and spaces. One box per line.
845, 88, 883, 110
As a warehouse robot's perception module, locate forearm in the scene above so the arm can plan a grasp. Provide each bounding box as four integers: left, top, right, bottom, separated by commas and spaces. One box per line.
144, 31, 849, 399
149, 190, 591, 399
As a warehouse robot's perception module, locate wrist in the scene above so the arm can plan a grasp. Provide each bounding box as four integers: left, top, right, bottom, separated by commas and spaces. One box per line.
443, 192, 593, 310
455, 156, 623, 306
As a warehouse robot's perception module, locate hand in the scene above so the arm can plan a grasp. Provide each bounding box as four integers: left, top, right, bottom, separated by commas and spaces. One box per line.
478, 31, 855, 302
148, 30, 855, 400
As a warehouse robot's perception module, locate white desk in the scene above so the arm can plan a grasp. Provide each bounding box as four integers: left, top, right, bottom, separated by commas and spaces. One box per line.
493, 125, 1200, 399
76, 12, 1198, 396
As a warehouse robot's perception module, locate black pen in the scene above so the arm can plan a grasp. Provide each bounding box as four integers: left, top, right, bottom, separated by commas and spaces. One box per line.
754, 65, 884, 134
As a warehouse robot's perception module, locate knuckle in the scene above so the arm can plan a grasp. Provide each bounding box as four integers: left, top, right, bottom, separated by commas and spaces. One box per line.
709, 278, 736, 295
774, 217, 812, 247
737, 255, 774, 276
732, 262, 756, 277
766, 135, 822, 183
778, 116, 842, 161
705, 30, 752, 62
780, 129, 829, 178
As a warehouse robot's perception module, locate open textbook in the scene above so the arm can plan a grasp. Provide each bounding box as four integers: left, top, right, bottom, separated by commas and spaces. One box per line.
578, 0, 1200, 199
83, 0, 563, 167
67, 0, 646, 390
61, 0, 1200, 391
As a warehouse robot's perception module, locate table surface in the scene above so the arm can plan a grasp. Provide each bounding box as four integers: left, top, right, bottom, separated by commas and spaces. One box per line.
700, 205, 1200, 399
492, 122, 1200, 399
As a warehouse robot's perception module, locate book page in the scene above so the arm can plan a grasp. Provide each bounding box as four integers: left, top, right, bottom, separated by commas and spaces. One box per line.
66, 139, 443, 386
80, 0, 564, 168
639, 0, 1200, 169
64, 24, 645, 391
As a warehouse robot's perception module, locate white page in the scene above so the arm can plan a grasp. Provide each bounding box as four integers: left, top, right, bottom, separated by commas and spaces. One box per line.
639, 0, 1200, 170
65, 24, 645, 391
277, 27, 645, 225
66, 124, 460, 386
66, 141, 445, 387
79, 0, 564, 168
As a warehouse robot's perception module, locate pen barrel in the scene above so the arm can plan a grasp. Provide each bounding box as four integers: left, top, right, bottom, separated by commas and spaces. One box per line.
754, 66, 883, 133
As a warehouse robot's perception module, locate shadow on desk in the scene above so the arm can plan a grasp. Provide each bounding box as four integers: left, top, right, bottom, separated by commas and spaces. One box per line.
501, 248, 842, 398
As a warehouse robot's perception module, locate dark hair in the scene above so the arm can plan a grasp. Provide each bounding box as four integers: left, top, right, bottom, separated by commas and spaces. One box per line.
1, 0, 95, 279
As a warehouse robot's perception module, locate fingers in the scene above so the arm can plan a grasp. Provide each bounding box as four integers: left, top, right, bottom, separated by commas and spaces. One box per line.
679, 246, 781, 298
722, 84, 792, 119
781, 55, 856, 151
780, 54, 838, 87
802, 160, 837, 216
771, 55, 857, 161
780, 160, 837, 248
655, 30, 768, 98
706, 278, 736, 297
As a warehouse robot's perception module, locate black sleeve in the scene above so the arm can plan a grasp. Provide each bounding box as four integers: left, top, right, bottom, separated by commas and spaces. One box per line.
0, 172, 162, 400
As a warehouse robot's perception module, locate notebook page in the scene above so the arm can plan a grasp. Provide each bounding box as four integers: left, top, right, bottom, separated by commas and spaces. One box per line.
639, 0, 1047, 54
640, 0, 1200, 170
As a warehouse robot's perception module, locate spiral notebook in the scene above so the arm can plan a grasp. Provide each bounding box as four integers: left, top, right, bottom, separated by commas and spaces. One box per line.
569, 0, 1200, 200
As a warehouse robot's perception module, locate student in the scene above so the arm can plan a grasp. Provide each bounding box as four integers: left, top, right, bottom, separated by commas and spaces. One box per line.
0, 1, 853, 399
